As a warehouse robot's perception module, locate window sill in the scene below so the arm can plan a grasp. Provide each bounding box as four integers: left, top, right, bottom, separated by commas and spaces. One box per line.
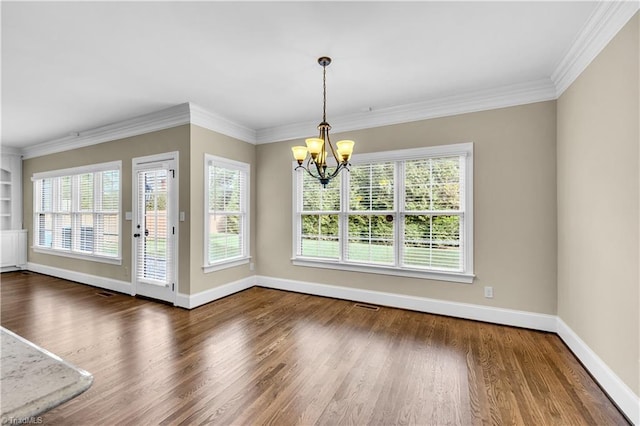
291, 257, 474, 284
202, 257, 251, 273
32, 247, 122, 265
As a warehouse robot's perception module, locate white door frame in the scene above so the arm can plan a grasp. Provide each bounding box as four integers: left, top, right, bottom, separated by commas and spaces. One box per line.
131, 151, 179, 304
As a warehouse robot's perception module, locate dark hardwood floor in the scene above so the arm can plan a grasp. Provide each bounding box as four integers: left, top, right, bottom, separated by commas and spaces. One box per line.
0, 271, 629, 425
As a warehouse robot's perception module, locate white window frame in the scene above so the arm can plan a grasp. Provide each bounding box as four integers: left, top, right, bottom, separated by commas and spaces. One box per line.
292, 143, 474, 283
32, 161, 122, 264
203, 154, 250, 272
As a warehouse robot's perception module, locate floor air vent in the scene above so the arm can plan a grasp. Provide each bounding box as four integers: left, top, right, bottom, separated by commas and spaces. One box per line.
97, 291, 115, 298
354, 303, 380, 311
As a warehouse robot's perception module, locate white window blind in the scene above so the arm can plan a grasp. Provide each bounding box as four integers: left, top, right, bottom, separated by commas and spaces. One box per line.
298, 172, 340, 259
292, 143, 474, 283
135, 167, 172, 284
205, 155, 249, 268
33, 162, 121, 262
403, 157, 464, 271
347, 162, 395, 265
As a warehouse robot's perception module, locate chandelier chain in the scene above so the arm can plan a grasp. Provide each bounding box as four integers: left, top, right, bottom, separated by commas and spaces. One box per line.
322, 63, 327, 123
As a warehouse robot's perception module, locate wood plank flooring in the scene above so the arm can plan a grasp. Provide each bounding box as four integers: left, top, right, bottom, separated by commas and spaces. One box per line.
0, 271, 629, 425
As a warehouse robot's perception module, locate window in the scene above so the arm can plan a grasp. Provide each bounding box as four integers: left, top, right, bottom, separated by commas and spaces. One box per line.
204, 155, 250, 271
293, 143, 473, 283
33, 161, 121, 263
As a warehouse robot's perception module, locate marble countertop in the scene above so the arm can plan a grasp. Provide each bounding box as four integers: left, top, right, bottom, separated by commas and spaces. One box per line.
1, 327, 93, 423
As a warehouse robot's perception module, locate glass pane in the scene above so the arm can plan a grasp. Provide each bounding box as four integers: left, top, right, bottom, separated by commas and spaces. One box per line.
403, 215, 461, 270
349, 163, 394, 211
60, 176, 72, 212
300, 214, 339, 258
405, 159, 431, 211
347, 214, 394, 264
432, 157, 460, 210
301, 172, 340, 212
40, 178, 53, 212
100, 170, 119, 212
210, 166, 241, 212
77, 214, 94, 253
209, 214, 242, 262
79, 174, 94, 211
53, 214, 72, 250
140, 169, 168, 282
38, 214, 53, 247
405, 157, 461, 211
95, 214, 119, 257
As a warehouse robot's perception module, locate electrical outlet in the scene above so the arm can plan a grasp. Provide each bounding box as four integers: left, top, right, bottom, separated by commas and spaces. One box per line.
484, 286, 494, 298
249, 262, 255, 271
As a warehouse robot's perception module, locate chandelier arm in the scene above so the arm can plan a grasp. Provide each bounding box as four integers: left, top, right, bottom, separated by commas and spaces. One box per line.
326, 162, 348, 180
303, 154, 326, 180
297, 160, 346, 181
294, 160, 317, 179
298, 163, 324, 181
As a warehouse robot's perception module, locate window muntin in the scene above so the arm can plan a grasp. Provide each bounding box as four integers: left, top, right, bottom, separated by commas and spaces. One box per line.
33, 162, 121, 262
293, 143, 473, 282
204, 155, 250, 269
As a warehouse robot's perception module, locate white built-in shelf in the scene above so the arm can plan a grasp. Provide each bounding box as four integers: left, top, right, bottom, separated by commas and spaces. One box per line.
0, 156, 22, 231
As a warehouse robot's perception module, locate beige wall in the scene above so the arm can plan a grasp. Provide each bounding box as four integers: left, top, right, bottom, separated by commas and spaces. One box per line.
23, 125, 192, 292
256, 101, 558, 314
557, 12, 639, 395
188, 125, 256, 294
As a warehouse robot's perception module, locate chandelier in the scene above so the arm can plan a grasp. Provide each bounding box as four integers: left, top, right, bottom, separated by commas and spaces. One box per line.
291, 56, 355, 187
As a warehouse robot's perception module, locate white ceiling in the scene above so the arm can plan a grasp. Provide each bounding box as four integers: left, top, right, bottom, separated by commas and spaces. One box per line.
0, 1, 622, 150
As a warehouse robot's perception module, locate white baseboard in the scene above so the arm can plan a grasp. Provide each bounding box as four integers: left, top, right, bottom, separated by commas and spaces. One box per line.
175, 275, 256, 309
1, 266, 25, 273
26, 262, 133, 296
557, 318, 639, 425
255, 275, 557, 332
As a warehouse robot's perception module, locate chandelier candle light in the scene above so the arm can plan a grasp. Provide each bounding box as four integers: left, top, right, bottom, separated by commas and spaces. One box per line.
291, 56, 355, 187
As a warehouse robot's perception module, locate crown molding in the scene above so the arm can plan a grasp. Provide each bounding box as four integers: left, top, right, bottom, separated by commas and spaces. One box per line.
19, 102, 257, 159
21, 103, 191, 159
551, 1, 639, 97
0, 145, 23, 157
189, 103, 257, 144
255, 78, 557, 144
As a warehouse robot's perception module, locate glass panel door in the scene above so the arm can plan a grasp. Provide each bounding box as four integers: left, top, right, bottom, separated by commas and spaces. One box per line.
132, 153, 177, 303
